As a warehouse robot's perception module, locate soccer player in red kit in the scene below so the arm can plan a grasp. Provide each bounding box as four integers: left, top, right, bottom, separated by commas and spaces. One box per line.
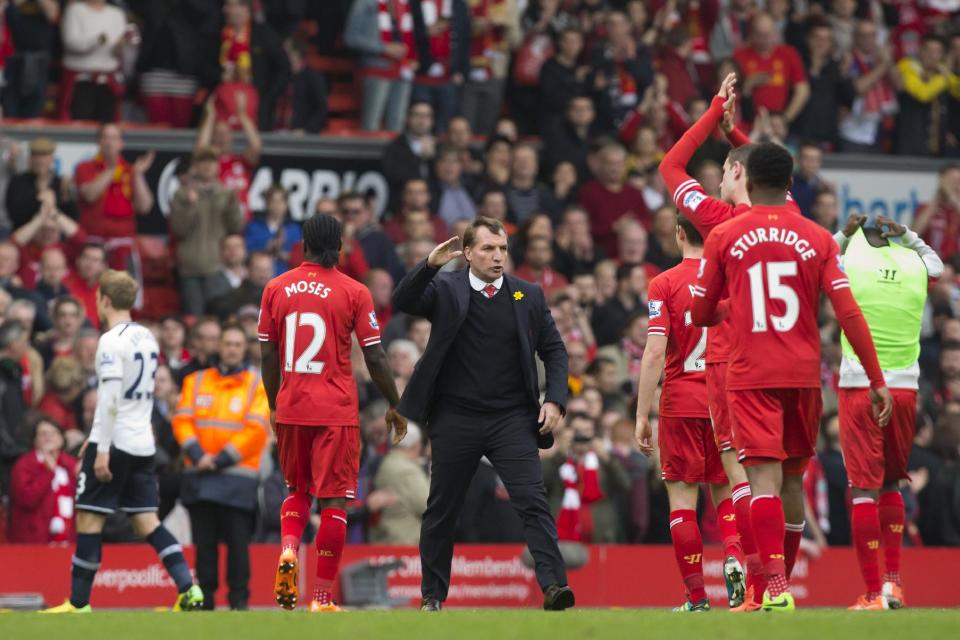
691, 142, 893, 611
635, 215, 745, 612
660, 73, 803, 609
259, 214, 407, 612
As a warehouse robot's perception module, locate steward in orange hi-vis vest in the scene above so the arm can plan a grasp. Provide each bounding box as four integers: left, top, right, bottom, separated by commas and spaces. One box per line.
173, 366, 269, 511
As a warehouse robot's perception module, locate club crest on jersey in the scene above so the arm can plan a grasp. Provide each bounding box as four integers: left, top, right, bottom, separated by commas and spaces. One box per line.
697, 258, 706, 278
196, 394, 214, 408
368, 311, 379, 329
682, 191, 706, 211
648, 300, 663, 319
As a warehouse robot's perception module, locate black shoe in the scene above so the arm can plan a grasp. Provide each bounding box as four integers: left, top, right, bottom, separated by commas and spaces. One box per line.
543, 585, 575, 611
420, 598, 442, 611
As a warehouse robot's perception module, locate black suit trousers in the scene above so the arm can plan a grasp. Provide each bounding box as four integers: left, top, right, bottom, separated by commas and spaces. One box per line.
420, 403, 567, 601
187, 501, 254, 610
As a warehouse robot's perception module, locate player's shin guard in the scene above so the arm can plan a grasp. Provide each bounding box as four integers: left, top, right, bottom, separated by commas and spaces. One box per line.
851, 498, 882, 598
70, 533, 102, 608
280, 491, 312, 551
669, 510, 707, 603
733, 482, 764, 602
750, 495, 788, 597
784, 522, 804, 580
313, 508, 347, 604
147, 525, 194, 592
879, 491, 905, 585
716, 498, 744, 564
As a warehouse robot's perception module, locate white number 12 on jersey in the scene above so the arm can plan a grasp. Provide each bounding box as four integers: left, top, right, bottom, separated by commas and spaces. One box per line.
284, 312, 327, 374
746, 261, 799, 333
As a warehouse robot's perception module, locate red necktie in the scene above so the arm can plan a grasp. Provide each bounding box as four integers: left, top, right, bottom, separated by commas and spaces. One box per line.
483, 284, 497, 299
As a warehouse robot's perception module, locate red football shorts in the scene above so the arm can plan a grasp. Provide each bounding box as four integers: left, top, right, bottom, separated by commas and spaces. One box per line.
726, 388, 823, 475
838, 388, 917, 490
706, 362, 734, 452
276, 424, 360, 499
658, 416, 729, 485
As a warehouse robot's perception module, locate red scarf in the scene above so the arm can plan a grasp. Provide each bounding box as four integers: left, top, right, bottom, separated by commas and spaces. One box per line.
556, 452, 605, 542
221, 23, 252, 79
373, 0, 416, 80
419, 0, 454, 82
469, 0, 507, 80
850, 51, 897, 116
93, 155, 134, 218
49, 457, 75, 543
19, 353, 32, 407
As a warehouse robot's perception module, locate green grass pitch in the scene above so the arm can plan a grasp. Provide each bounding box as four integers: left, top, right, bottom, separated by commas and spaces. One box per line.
4, 609, 960, 640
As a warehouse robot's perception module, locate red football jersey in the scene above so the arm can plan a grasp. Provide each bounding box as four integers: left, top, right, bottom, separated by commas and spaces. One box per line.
258, 262, 381, 426
692, 205, 849, 390
219, 154, 253, 221
647, 258, 709, 418
672, 179, 801, 366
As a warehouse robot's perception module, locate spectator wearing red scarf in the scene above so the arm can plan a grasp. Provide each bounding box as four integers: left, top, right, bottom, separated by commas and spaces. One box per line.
588, 10, 655, 131
410, 0, 471, 133
461, 0, 521, 136
346, 0, 419, 132
8, 416, 77, 544
73, 124, 155, 275
544, 413, 630, 543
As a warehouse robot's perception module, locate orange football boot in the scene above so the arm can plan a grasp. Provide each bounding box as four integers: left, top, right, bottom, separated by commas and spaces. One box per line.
729, 585, 762, 612
848, 595, 889, 611
274, 548, 299, 610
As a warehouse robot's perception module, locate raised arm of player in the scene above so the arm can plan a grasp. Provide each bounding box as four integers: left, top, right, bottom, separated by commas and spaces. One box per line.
660, 94, 726, 199
821, 247, 893, 425
690, 233, 729, 327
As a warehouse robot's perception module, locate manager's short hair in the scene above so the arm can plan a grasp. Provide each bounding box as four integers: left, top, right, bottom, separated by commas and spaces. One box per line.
462, 217, 506, 248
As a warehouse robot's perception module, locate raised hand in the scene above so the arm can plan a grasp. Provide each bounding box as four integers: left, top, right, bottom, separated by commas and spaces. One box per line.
427, 236, 463, 268
842, 213, 868, 238
133, 151, 155, 175
877, 215, 906, 238
717, 72, 737, 99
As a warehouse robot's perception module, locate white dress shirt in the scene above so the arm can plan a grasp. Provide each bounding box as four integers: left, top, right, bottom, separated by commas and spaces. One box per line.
468, 270, 503, 296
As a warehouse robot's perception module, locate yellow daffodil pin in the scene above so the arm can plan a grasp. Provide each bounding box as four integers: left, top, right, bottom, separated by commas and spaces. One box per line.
513, 291, 524, 301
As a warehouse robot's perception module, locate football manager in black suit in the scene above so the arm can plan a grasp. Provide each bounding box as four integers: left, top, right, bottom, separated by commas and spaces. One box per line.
393, 217, 574, 612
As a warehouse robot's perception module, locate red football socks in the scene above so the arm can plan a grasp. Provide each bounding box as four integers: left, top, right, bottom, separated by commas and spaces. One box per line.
715, 498, 744, 565
314, 507, 348, 601
879, 491, 905, 585
751, 495, 788, 597
670, 510, 707, 603
732, 483, 764, 601
784, 522, 804, 580
280, 491, 312, 551
851, 498, 882, 597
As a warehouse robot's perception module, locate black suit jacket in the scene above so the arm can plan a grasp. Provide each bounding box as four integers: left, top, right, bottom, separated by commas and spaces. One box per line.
392, 261, 568, 447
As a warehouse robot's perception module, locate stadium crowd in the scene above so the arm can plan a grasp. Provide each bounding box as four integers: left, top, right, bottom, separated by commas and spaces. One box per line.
1, 0, 960, 561
0, 1, 956, 154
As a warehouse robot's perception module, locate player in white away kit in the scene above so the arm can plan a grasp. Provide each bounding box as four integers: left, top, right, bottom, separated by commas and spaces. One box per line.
43, 271, 203, 613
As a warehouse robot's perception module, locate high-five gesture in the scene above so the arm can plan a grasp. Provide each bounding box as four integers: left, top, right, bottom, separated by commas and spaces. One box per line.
717, 72, 737, 134
427, 236, 463, 268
